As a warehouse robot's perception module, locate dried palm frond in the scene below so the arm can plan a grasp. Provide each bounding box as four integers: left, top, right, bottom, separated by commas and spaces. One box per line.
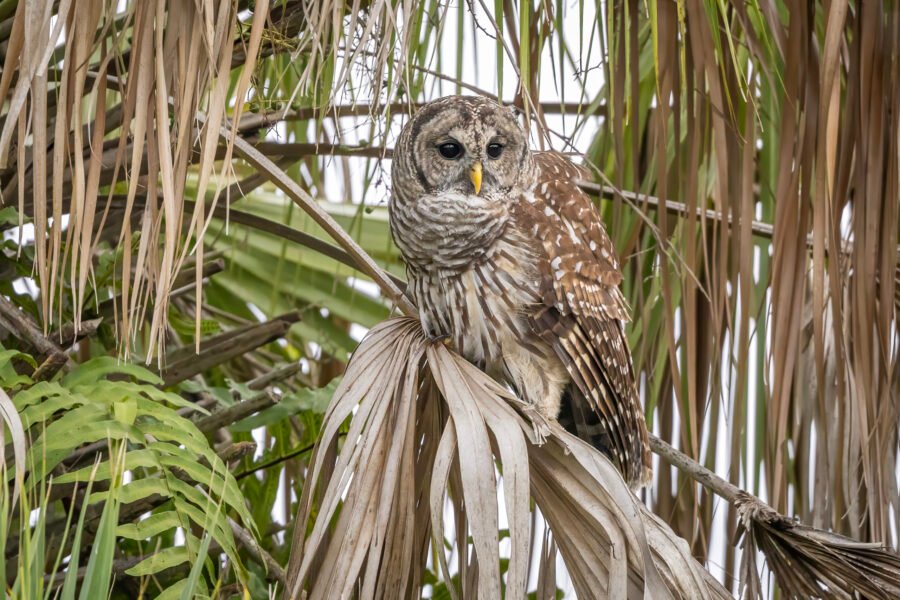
283, 316, 732, 600
652, 435, 900, 600
0, 0, 270, 361
737, 494, 900, 600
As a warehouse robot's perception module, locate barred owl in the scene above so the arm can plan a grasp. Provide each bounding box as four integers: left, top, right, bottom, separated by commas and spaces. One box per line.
389, 96, 651, 488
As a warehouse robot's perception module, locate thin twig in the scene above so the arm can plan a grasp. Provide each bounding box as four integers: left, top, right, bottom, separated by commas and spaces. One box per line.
579, 180, 900, 258
233, 434, 350, 481
230, 517, 286, 585
0, 294, 69, 379
195, 390, 277, 434
251, 142, 391, 159
236, 102, 606, 132
649, 433, 742, 504
245, 362, 304, 391
217, 122, 417, 317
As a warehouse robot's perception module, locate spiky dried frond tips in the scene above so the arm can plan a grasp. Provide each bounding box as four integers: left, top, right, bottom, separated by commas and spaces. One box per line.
653, 433, 900, 599
283, 317, 730, 599
284, 318, 432, 599
736, 492, 900, 600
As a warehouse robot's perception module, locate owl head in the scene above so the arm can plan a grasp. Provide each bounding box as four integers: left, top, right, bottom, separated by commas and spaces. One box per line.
392, 96, 535, 204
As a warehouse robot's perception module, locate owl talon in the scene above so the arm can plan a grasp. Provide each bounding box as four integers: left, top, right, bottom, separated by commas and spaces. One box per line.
428, 333, 453, 348
521, 405, 551, 445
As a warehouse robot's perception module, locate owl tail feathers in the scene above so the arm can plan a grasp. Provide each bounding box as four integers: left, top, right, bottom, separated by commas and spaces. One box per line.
557, 386, 652, 490
634, 450, 653, 489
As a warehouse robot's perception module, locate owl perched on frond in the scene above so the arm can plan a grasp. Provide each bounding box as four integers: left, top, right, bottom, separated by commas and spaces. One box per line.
389, 96, 651, 488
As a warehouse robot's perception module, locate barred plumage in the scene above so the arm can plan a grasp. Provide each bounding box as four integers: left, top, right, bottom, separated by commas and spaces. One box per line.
390, 96, 651, 488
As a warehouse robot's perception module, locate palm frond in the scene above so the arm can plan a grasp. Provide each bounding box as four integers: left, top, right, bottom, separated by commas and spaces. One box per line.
737, 494, 900, 600
284, 317, 731, 599
653, 433, 900, 599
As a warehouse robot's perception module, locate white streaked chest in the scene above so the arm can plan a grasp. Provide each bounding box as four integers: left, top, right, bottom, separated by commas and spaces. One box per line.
410, 235, 544, 369
390, 191, 509, 271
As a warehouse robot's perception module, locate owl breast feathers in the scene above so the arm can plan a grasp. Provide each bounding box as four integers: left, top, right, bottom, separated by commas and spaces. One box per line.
389, 95, 651, 488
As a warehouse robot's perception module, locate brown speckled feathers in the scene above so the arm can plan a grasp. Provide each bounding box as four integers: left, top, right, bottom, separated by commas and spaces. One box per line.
518, 152, 651, 486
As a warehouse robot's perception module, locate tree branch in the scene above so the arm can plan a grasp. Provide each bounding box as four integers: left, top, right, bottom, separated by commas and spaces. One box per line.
648, 433, 742, 504
578, 180, 900, 258
195, 389, 276, 434
155, 311, 301, 387
0, 294, 69, 379
230, 517, 286, 585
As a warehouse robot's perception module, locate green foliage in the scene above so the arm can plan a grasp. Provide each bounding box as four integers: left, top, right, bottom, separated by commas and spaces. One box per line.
0, 353, 255, 597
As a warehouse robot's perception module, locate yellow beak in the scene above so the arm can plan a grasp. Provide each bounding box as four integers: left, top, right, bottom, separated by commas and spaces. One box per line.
470, 162, 483, 195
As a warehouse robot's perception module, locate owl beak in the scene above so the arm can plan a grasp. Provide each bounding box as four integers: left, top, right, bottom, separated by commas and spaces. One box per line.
470, 162, 483, 195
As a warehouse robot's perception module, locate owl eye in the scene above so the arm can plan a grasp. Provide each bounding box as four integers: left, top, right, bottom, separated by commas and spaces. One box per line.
437, 142, 463, 159
486, 142, 504, 159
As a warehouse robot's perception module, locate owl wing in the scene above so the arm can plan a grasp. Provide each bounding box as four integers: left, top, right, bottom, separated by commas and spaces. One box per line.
516, 151, 651, 487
